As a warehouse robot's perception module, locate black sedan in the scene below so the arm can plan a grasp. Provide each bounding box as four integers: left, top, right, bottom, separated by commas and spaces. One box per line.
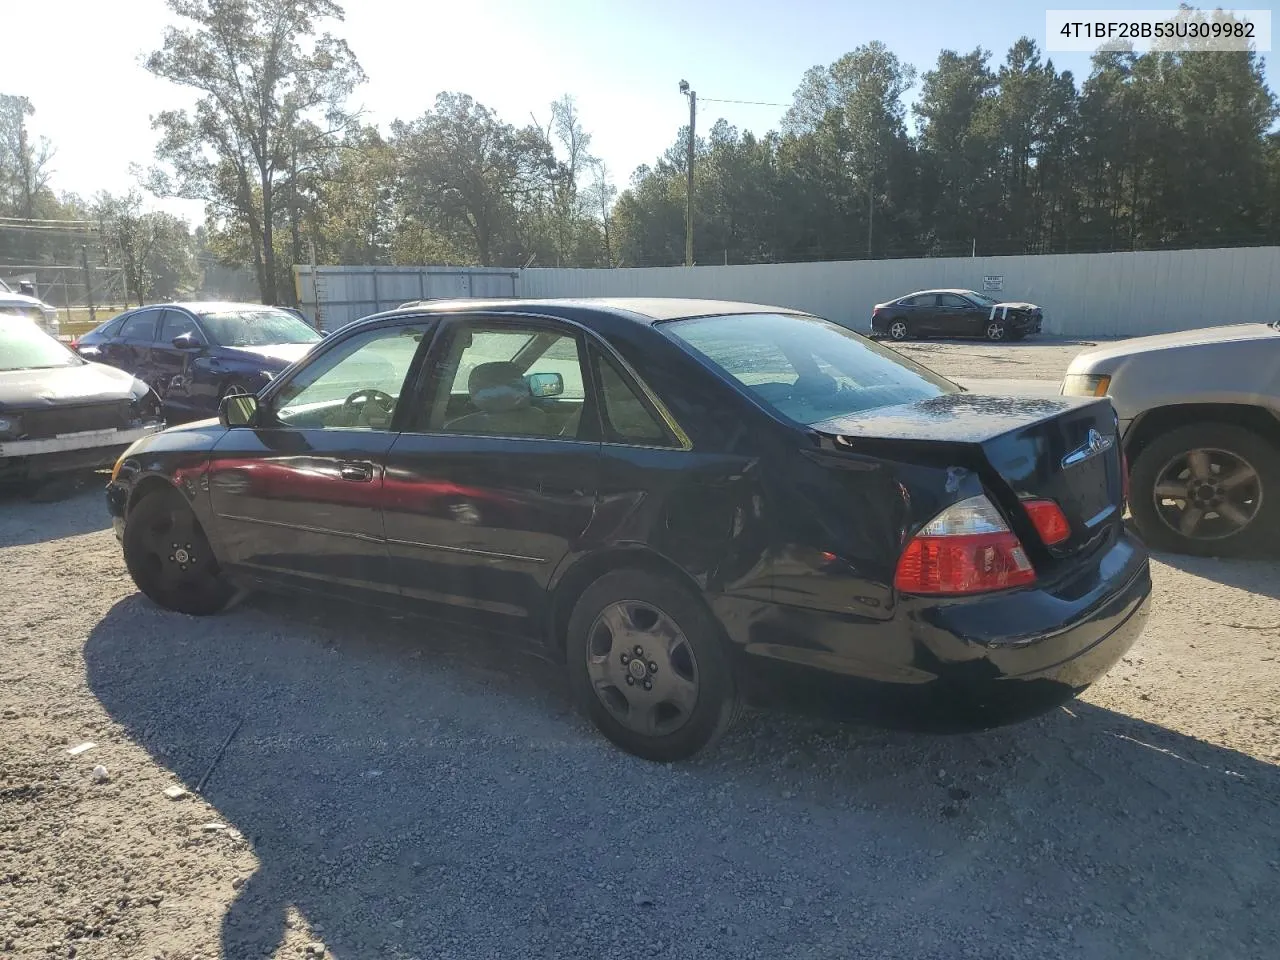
1, 317, 162, 483
75, 302, 324, 423
872, 289, 1043, 342
105, 298, 1150, 760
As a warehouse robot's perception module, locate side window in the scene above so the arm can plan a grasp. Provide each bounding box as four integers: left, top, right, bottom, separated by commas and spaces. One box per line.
898, 296, 920, 307
159, 311, 201, 343
120, 310, 160, 341
425, 321, 588, 439
593, 349, 675, 446
271, 323, 429, 431
97, 315, 128, 338
937, 294, 970, 308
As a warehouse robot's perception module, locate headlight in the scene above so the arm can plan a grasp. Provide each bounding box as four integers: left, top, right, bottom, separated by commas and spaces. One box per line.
1061, 374, 1111, 397
0, 415, 16, 438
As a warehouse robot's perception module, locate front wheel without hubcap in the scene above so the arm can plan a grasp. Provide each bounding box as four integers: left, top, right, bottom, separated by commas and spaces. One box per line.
123, 487, 234, 615
566, 570, 739, 761
985, 320, 1007, 341
1129, 422, 1278, 557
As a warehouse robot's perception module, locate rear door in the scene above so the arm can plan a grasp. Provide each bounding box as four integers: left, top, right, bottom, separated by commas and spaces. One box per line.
206, 318, 434, 596
381, 313, 600, 636
104, 308, 161, 375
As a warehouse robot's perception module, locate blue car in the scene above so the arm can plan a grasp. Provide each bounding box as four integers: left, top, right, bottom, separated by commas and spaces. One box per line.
75, 302, 324, 423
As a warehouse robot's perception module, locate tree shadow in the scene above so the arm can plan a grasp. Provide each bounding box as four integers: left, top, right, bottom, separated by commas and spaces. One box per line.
85, 593, 1280, 959
0, 479, 111, 547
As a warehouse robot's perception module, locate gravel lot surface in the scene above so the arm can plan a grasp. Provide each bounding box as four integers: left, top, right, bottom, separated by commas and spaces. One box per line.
2, 340, 1278, 960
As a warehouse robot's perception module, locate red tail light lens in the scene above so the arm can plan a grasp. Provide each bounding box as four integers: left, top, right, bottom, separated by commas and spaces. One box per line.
894, 495, 1035, 595
1023, 499, 1071, 546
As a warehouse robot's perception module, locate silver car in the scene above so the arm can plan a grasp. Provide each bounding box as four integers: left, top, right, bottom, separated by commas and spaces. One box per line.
1062, 321, 1280, 556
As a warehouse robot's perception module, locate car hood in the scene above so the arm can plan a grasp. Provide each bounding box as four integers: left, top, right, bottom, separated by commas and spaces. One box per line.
989, 301, 1039, 311
1067, 323, 1278, 372
219, 342, 318, 366
0, 361, 147, 410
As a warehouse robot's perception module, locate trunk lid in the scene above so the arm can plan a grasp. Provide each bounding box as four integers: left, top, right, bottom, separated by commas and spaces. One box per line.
810, 392, 1124, 558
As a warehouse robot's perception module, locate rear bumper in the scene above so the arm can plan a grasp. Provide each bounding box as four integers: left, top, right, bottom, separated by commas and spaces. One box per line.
735, 528, 1151, 729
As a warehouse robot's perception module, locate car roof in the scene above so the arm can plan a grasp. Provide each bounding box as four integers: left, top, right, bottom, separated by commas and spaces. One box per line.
387, 297, 806, 326
126, 301, 295, 313
901, 289, 979, 298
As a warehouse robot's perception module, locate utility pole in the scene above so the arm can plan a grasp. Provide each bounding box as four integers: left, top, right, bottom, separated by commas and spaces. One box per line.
867, 178, 874, 258
79, 244, 96, 324
679, 80, 696, 267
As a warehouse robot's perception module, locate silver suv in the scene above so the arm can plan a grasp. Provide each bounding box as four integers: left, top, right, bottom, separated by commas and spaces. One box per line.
1062, 322, 1280, 556
0, 278, 60, 337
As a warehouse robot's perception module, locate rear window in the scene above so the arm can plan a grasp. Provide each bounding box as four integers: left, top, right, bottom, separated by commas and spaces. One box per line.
663, 312, 959, 425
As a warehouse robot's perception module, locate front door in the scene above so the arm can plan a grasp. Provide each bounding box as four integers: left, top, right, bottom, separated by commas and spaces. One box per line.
152, 308, 206, 421
381, 315, 600, 636
206, 319, 433, 596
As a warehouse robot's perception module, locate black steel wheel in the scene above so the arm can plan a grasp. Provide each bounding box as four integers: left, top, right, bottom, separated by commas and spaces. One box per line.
1129, 422, 1279, 557
123, 486, 234, 615
566, 569, 739, 761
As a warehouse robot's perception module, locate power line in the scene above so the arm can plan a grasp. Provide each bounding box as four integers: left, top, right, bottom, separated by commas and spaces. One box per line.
700, 97, 790, 108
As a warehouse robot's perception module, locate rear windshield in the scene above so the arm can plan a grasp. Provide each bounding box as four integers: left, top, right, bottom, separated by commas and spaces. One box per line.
664, 312, 959, 425
199, 308, 322, 348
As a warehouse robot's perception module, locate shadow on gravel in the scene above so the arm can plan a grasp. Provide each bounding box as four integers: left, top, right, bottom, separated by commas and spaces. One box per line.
1154, 551, 1280, 601
85, 593, 1280, 960
0, 481, 111, 547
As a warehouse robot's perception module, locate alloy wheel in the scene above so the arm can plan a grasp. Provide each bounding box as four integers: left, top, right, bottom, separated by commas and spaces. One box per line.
1152, 447, 1262, 541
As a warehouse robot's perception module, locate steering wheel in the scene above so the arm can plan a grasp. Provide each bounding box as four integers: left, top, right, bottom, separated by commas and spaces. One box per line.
341, 389, 395, 425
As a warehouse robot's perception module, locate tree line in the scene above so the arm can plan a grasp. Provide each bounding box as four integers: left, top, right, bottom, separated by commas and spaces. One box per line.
1, 0, 1276, 307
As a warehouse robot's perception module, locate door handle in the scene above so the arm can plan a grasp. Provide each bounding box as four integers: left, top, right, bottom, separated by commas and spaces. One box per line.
339, 461, 373, 482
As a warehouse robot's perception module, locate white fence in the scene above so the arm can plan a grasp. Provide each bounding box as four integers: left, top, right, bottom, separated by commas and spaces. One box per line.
295, 246, 1280, 337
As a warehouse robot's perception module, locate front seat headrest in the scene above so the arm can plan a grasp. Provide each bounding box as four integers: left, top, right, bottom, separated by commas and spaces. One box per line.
469, 361, 530, 414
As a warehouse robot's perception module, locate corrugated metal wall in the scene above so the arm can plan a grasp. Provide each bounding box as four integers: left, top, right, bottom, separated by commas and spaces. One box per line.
297, 247, 1280, 337
294, 265, 518, 331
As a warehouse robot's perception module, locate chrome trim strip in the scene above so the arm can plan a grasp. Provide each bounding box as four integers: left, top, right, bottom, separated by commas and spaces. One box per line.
1084, 503, 1117, 528
216, 512, 383, 544
386, 537, 548, 564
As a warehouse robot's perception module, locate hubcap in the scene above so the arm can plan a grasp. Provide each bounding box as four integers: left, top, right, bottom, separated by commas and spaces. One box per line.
585, 600, 699, 737
1152, 447, 1262, 541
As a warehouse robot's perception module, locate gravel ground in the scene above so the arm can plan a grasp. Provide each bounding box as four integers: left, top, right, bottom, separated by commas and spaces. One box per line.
3, 340, 1279, 960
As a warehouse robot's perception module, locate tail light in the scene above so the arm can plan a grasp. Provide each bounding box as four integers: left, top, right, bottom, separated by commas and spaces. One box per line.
894, 494, 1035, 595
1022, 499, 1071, 546
69, 337, 79, 349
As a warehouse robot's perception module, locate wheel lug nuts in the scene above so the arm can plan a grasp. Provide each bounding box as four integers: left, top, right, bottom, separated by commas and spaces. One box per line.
625, 676, 635, 686
648, 661, 658, 673
643, 680, 652, 691
621, 654, 630, 665
633, 645, 643, 656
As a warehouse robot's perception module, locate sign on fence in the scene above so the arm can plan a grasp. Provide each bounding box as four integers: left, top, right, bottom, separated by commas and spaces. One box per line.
983, 276, 1004, 291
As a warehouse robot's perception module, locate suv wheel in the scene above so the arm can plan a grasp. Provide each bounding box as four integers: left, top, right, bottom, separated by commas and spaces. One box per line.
1128, 422, 1278, 556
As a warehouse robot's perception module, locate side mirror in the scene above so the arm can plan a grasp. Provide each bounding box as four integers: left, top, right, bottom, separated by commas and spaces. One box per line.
526, 372, 564, 398
219, 392, 259, 428
18, 281, 36, 297
172, 332, 203, 350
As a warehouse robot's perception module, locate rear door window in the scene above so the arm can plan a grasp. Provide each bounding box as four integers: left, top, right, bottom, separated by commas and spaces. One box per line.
120, 310, 160, 341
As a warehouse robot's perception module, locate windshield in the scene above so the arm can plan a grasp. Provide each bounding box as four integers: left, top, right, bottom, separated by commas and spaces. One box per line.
0, 279, 11, 294
664, 312, 959, 425
966, 291, 999, 306
0, 319, 83, 371
199, 308, 322, 347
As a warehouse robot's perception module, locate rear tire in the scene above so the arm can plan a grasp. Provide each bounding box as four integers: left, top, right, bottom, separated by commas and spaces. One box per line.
1128, 422, 1278, 557
566, 570, 740, 762
123, 486, 234, 615
888, 319, 911, 341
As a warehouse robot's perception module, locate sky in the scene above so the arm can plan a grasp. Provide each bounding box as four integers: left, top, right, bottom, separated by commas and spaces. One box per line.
1, 0, 1273, 226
